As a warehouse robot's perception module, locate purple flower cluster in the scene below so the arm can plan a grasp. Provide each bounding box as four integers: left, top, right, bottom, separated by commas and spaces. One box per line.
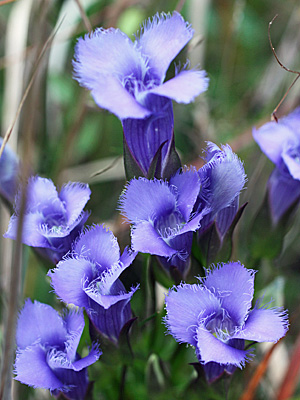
164, 262, 288, 383
0, 9, 290, 398
15, 300, 101, 399
253, 108, 300, 225
119, 142, 246, 276
73, 12, 208, 177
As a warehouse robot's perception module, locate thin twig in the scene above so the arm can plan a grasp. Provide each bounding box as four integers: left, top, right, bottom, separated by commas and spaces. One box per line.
0, 19, 64, 161
175, 0, 187, 13
74, 0, 92, 33
268, 14, 300, 121
90, 156, 122, 178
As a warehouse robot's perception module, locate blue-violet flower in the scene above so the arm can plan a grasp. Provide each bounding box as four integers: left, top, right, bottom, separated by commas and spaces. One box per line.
14, 299, 101, 400
119, 167, 208, 276
164, 261, 288, 383
48, 224, 138, 344
73, 12, 208, 177
4, 176, 90, 263
253, 108, 300, 225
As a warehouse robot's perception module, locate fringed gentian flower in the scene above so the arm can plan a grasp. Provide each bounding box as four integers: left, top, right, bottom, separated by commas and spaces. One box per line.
73, 12, 209, 178
0, 137, 19, 205
196, 142, 246, 238
164, 262, 288, 383
119, 167, 208, 277
253, 108, 300, 225
48, 224, 138, 344
4, 176, 90, 263
15, 299, 101, 400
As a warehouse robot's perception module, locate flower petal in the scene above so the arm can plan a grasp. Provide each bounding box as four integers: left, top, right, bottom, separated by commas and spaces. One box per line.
164, 284, 220, 345
199, 143, 246, 216
169, 167, 201, 221
88, 298, 132, 343
131, 220, 177, 257
253, 121, 298, 165
73, 225, 120, 268
120, 177, 176, 223
4, 213, 49, 248
196, 327, 249, 367
89, 75, 151, 119
0, 137, 19, 203
64, 309, 85, 361
73, 28, 151, 119
48, 257, 93, 309
16, 300, 67, 349
148, 69, 209, 103
232, 303, 289, 342
138, 12, 194, 82
59, 182, 91, 227
268, 167, 300, 225
15, 345, 63, 390
202, 262, 255, 325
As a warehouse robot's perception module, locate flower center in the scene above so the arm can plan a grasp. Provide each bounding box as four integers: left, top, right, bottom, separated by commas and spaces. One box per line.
205, 309, 235, 342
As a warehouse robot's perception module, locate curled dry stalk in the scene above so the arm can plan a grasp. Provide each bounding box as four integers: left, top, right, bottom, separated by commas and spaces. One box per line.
268, 14, 300, 122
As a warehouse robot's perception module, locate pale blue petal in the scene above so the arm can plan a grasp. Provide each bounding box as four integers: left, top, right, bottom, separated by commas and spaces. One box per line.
164, 284, 221, 345
253, 122, 298, 165
48, 258, 93, 309
16, 300, 67, 349
202, 262, 255, 325
232, 303, 289, 342
73, 225, 120, 268
148, 69, 209, 103
196, 326, 250, 367
138, 12, 194, 82
120, 178, 176, 223
15, 345, 63, 390
131, 220, 177, 257
59, 182, 91, 227
169, 167, 201, 221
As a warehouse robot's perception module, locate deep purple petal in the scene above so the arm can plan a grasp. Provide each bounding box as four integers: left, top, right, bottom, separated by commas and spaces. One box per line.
268, 167, 300, 225
122, 96, 173, 175
169, 167, 201, 221
196, 326, 249, 367
59, 182, 91, 226
120, 178, 176, 223
16, 300, 67, 349
15, 345, 63, 390
73, 225, 120, 268
202, 361, 237, 384
88, 298, 132, 343
164, 284, 221, 345
131, 221, 177, 257
51, 368, 89, 400
232, 303, 289, 342
48, 258, 93, 309
202, 262, 255, 325
253, 121, 298, 165
138, 12, 194, 82
148, 69, 209, 103
157, 231, 193, 276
